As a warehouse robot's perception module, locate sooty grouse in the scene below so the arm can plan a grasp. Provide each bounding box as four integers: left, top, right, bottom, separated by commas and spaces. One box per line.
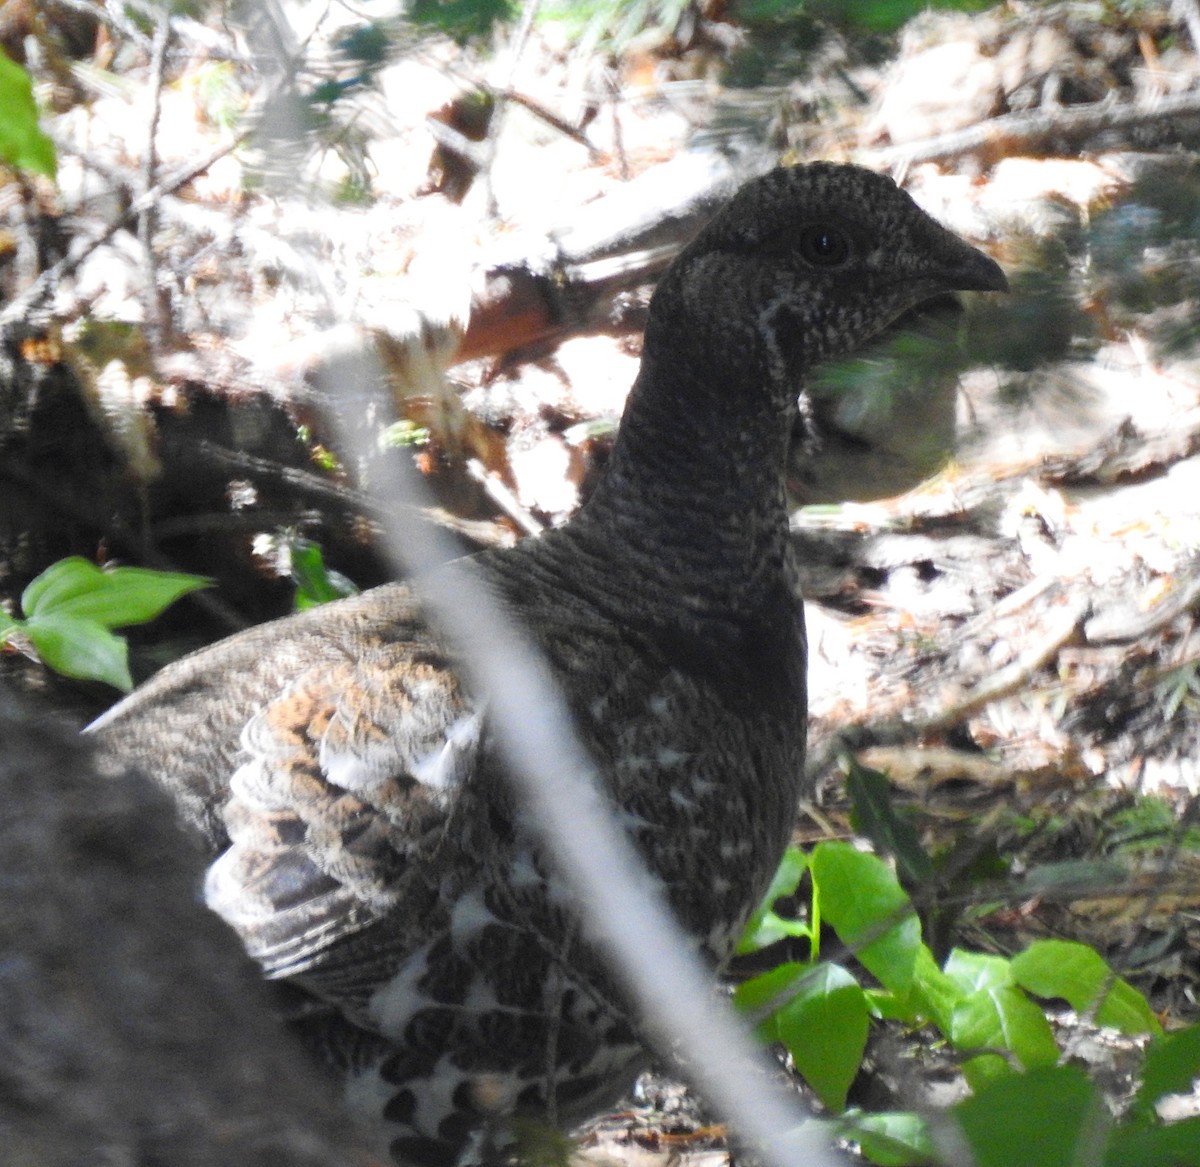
90, 163, 1007, 1167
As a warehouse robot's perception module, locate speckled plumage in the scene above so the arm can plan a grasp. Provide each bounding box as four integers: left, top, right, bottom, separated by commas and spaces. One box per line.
90, 164, 1006, 1167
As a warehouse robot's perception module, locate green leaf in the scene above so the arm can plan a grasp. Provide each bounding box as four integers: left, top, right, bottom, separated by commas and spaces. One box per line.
845, 756, 932, 885
961, 1052, 1013, 1093
380, 419, 432, 449
287, 538, 359, 610
733, 960, 809, 1035
1105, 1115, 1200, 1167
22, 558, 210, 628
1023, 858, 1129, 893
774, 963, 869, 1113
864, 986, 917, 1024
0, 608, 17, 641
1096, 978, 1161, 1038
13, 558, 209, 689
737, 846, 810, 954
1132, 1025, 1200, 1121
737, 905, 813, 953
952, 1065, 1110, 1167
942, 959, 1055, 1069
811, 841, 921, 997
943, 949, 1013, 995
21, 557, 107, 617
811, 0, 993, 36
24, 614, 133, 691
948, 983, 1059, 1070
0, 49, 56, 178
83, 565, 211, 626
833, 1110, 935, 1167
408, 0, 515, 42
1011, 939, 1160, 1037
1106, 795, 1178, 851
909, 944, 964, 1033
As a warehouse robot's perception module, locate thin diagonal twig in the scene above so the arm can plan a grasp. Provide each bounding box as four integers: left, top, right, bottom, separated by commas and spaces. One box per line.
0, 135, 248, 331
139, 7, 173, 344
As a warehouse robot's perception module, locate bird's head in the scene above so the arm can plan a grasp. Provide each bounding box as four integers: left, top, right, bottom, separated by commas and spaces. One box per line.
647, 162, 1007, 391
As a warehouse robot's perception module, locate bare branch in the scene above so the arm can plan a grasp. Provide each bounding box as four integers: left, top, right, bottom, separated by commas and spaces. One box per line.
858, 88, 1200, 169
0, 136, 248, 330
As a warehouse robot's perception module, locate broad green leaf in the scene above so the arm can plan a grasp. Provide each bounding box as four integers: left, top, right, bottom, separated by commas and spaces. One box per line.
736, 906, 813, 953
949, 984, 1059, 1070
21, 557, 107, 617
943, 949, 1013, 995
961, 1052, 1012, 1093
1011, 939, 1109, 1008
25, 613, 133, 691
1105, 1115, 1200, 1167
732, 960, 810, 1036
775, 962, 869, 1113
22, 558, 210, 628
864, 986, 918, 1024
1096, 978, 1160, 1037
834, 1109, 935, 1167
846, 756, 932, 885
870, 941, 966, 1029
754, 844, 809, 906
51, 566, 210, 627
0, 49, 56, 178
1132, 1025, 1200, 1120
910, 944, 963, 1033
1012, 939, 1159, 1037
952, 1065, 1109, 1167
811, 842, 921, 996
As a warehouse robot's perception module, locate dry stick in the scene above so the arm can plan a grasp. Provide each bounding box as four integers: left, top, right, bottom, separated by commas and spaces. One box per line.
479, 0, 543, 218
466, 457, 544, 537
806, 597, 1089, 785
857, 88, 1200, 168
317, 341, 841, 1167
0, 135, 247, 330
609, 67, 629, 181
925, 599, 1087, 733
192, 440, 509, 547
139, 8, 172, 346
193, 441, 386, 515
499, 87, 608, 160
1085, 568, 1200, 645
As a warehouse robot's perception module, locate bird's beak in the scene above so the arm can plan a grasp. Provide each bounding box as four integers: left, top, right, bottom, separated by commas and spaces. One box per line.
942, 245, 1009, 294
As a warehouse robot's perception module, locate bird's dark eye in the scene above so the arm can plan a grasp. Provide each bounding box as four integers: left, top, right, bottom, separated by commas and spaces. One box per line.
798, 225, 851, 267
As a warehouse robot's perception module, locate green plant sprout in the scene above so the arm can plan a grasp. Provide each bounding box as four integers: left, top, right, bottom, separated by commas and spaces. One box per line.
0, 558, 210, 691
735, 758, 1199, 1165
283, 535, 360, 611
0, 48, 56, 178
